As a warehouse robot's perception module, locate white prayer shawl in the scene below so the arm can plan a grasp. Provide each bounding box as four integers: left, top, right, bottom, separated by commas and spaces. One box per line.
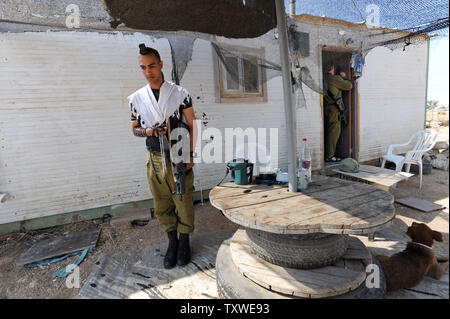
128, 80, 190, 128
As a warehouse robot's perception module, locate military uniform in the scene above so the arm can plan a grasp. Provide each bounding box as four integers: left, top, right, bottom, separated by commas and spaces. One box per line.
144, 83, 195, 235
132, 46, 194, 269
324, 73, 353, 159
129, 80, 195, 235
146, 151, 195, 234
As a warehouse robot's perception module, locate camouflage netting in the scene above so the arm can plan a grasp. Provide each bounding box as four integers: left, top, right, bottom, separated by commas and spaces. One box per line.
295, 0, 449, 37
103, 0, 449, 107
103, 0, 277, 38
291, 0, 448, 106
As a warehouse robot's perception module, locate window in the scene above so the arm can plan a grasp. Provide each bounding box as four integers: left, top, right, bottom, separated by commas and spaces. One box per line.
215, 48, 267, 103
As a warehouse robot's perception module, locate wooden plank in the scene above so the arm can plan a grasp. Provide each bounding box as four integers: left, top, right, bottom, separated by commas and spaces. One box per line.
209, 177, 349, 202
395, 197, 444, 212
342, 259, 366, 272
354, 165, 412, 179
300, 177, 351, 194
326, 197, 394, 229
333, 165, 413, 190
286, 190, 393, 230
211, 187, 301, 211
224, 186, 392, 232
18, 228, 100, 266
230, 230, 367, 298
342, 236, 372, 261
336, 166, 412, 183
212, 177, 354, 211
208, 182, 284, 200
349, 202, 395, 228
331, 219, 395, 235
226, 183, 378, 219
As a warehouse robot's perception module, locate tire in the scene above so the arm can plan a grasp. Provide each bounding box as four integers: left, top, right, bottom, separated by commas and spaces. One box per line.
216, 239, 386, 299
245, 229, 348, 269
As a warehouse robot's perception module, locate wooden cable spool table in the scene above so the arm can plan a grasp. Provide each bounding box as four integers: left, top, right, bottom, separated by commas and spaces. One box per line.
210, 175, 395, 298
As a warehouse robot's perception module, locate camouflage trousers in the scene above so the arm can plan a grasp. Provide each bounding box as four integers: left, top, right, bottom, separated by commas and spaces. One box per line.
324, 103, 341, 159
146, 151, 195, 234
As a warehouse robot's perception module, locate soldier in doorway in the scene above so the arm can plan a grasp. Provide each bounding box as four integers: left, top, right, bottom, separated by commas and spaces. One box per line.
324, 63, 353, 162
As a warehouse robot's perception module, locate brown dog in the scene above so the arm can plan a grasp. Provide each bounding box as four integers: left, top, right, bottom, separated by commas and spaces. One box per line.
376, 222, 449, 292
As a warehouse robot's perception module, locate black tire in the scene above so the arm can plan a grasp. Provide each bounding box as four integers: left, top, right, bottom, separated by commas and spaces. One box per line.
245, 229, 348, 269
216, 239, 386, 299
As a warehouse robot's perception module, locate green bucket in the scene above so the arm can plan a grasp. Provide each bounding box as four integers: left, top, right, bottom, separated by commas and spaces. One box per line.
227, 159, 254, 185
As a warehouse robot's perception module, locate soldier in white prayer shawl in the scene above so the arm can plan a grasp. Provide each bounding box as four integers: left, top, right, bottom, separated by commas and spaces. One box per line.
129, 44, 196, 269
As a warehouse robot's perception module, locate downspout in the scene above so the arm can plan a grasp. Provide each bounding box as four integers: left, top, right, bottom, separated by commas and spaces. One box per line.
424, 37, 431, 129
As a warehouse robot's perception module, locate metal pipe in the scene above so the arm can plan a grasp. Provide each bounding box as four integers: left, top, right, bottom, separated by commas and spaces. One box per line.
424, 38, 430, 129
275, 0, 298, 192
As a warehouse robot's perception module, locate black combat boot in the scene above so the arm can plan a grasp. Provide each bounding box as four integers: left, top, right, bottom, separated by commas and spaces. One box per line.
177, 233, 191, 266
164, 230, 178, 269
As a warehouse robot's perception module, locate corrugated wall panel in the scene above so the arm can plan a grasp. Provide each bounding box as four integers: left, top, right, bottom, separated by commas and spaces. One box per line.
296, 86, 324, 171
0, 31, 170, 224
0, 29, 428, 225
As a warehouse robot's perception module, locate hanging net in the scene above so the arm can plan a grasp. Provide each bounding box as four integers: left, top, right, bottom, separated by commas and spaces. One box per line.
103, 0, 448, 107
100, 0, 449, 172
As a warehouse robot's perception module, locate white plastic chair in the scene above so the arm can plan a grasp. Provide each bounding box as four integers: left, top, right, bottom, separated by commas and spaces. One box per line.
381, 130, 439, 189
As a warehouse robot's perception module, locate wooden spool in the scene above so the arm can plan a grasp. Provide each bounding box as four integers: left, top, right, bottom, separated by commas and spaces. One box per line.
210, 175, 395, 235
230, 229, 372, 298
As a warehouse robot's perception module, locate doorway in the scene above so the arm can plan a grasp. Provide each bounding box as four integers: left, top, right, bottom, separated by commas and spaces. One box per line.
322, 47, 358, 162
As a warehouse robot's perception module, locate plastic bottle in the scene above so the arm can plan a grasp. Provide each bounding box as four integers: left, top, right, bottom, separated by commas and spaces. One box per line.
297, 167, 308, 191
300, 138, 312, 183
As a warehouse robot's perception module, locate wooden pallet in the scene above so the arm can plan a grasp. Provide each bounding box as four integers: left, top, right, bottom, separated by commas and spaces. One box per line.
333, 165, 413, 191
18, 228, 100, 266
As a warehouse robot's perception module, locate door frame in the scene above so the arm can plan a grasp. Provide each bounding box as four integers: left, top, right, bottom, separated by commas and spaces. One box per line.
321, 46, 359, 161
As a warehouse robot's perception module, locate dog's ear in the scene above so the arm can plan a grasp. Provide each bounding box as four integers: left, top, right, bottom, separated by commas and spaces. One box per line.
432, 231, 443, 242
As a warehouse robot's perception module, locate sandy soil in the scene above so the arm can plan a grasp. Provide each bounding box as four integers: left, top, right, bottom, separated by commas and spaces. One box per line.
0, 126, 448, 299
0, 203, 238, 299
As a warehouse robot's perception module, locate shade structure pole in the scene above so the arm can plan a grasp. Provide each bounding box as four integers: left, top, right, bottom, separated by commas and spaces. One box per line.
275, 0, 298, 192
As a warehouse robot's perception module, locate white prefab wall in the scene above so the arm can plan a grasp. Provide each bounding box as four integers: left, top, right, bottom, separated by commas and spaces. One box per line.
358, 43, 428, 162
0, 31, 165, 224
295, 86, 324, 171
293, 42, 429, 167
0, 29, 429, 225
0, 30, 289, 225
